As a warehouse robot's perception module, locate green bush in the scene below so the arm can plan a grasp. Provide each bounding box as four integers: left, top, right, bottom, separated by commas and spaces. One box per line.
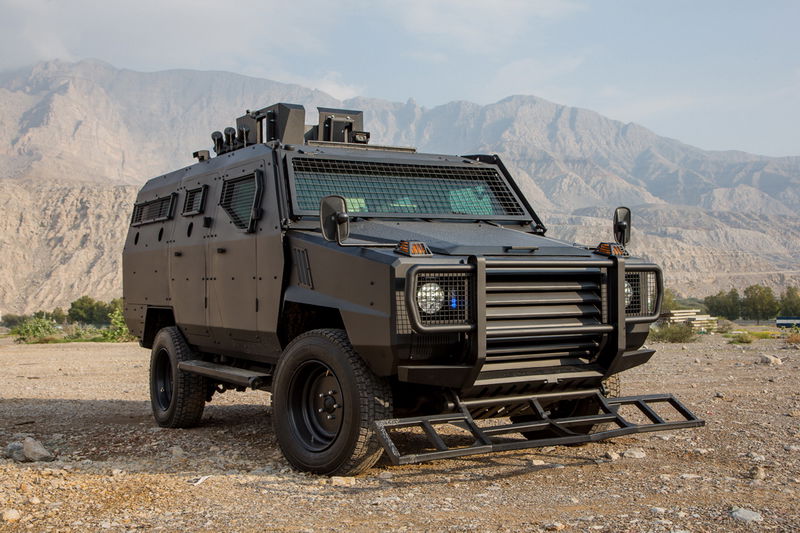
63, 323, 102, 341
101, 307, 136, 342
649, 323, 697, 343
12, 317, 58, 343
728, 332, 754, 344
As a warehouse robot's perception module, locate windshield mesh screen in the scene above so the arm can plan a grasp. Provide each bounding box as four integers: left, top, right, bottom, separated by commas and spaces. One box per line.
292, 158, 525, 217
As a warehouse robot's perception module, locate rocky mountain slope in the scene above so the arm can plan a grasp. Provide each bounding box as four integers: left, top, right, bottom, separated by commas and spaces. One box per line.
1, 60, 798, 314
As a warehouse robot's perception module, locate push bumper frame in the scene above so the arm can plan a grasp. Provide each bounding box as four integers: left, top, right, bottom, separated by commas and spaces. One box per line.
373, 392, 704, 465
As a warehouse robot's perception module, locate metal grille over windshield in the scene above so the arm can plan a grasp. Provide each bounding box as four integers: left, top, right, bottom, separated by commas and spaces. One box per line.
291, 157, 526, 218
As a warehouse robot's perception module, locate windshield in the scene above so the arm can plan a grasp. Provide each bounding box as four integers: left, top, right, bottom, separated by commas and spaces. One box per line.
290, 157, 528, 219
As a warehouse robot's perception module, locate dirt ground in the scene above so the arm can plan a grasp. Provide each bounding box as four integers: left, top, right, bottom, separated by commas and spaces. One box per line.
1, 334, 799, 532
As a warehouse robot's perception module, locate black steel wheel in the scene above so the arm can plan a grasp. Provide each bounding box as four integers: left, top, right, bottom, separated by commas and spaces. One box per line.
149, 327, 206, 428
288, 360, 345, 451
272, 329, 392, 476
511, 375, 621, 439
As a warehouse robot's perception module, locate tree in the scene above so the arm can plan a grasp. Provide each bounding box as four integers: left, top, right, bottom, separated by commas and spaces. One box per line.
51, 307, 67, 325
741, 285, 780, 324
780, 286, 800, 316
661, 288, 679, 311
68, 296, 113, 325
1, 313, 30, 328
704, 289, 740, 320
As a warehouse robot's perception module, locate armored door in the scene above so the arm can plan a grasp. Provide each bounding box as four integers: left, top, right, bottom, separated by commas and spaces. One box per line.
207, 161, 264, 344
169, 177, 212, 341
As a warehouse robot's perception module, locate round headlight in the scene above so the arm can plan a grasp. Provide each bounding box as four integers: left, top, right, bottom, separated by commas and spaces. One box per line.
417, 282, 445, 315
624, 280, 633, 306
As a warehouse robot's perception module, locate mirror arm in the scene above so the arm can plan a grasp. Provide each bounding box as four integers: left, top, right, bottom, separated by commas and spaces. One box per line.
332, 213, 396, 248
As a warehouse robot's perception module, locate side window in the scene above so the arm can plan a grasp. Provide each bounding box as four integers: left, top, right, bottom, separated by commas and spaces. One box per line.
131, 194, 177, 226
219, 172, 262, 232
182, 185, 208, 216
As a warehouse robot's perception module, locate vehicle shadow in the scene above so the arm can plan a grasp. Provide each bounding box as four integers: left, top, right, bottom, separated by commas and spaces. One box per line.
0, 397, 600, 482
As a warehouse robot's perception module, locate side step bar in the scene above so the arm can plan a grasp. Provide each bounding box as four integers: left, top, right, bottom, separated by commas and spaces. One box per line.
178, 360, 271, 389
373, 392, 704, 465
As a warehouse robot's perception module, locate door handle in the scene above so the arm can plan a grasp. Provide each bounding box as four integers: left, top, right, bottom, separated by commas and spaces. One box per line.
216, 248, 226, 254
174, 251, 182, 257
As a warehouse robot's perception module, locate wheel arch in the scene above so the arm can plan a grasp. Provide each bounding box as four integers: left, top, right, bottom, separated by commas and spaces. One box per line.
280, 286, 394, 376
142, 307, 176, 349
278, 300, 345, 348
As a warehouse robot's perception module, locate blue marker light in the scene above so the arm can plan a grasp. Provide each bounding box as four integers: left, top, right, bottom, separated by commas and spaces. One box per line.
451, 297, 458, 309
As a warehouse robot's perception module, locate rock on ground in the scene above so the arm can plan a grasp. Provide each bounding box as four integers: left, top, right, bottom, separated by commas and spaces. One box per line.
2, 509, 21, 523
623, 448, 646, 459
731, 507, 763, 522
22, 437, 55, 461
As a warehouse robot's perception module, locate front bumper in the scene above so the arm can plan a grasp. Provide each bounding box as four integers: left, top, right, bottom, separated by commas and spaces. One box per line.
398, 255, 662, 391
374, 390, 704, 465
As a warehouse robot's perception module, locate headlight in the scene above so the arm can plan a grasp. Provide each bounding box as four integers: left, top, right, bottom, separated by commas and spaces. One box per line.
624, 270, 659, 317
417, 282, 445, 315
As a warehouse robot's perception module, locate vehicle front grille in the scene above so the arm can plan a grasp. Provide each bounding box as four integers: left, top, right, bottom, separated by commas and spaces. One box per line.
470, 260, 609, 393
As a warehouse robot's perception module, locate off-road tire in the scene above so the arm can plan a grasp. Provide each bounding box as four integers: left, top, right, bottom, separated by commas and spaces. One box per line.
272, 329, 392, 476
149, 327, 206, 428
512, 374, 622, 438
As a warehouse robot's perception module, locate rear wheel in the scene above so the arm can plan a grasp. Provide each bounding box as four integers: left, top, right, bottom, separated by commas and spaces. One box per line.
149, 327, 206, 428
272, 329, 392, 475
512, 375, 621, 439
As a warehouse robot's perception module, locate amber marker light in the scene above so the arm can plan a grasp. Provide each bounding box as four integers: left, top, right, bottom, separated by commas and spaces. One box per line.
395, 240, 433, 257
595, 242, 629, 256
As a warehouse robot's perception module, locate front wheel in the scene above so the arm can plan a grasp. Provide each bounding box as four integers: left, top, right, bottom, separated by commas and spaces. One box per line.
272, 329, 392, 476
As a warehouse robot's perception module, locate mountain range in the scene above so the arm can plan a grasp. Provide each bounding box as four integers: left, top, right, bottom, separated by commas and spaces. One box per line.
1, 59, 798, 314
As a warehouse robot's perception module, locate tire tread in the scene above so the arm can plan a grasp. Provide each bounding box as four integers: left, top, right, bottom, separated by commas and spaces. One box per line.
277, 328, 392, 476
151, 327, 206, 428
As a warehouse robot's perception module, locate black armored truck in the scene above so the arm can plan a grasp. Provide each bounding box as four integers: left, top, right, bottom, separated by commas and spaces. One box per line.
123, 103, 703, 475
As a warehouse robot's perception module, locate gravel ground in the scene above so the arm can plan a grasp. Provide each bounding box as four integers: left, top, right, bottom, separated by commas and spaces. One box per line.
1, 334, 799, 532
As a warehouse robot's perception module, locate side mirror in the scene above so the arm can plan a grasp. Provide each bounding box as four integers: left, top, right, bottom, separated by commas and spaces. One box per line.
613, 206, 631, 245
320, 195, 350, 243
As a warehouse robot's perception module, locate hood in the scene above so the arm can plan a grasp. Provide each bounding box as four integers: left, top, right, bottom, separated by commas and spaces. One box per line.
347, 220, 593, 257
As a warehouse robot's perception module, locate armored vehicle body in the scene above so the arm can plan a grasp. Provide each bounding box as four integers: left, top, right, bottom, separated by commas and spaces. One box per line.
123, 103, 702, 475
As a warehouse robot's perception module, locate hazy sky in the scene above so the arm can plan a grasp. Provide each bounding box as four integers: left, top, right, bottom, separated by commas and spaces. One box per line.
1, 0, 798, 156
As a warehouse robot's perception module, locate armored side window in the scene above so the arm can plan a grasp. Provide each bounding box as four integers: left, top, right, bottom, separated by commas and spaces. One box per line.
131, 194, 177, 226
219, 171, 263, 232
182, 185, 208, 216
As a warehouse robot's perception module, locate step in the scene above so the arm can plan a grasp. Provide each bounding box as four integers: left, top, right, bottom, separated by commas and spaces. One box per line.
178, 360, 271, 389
